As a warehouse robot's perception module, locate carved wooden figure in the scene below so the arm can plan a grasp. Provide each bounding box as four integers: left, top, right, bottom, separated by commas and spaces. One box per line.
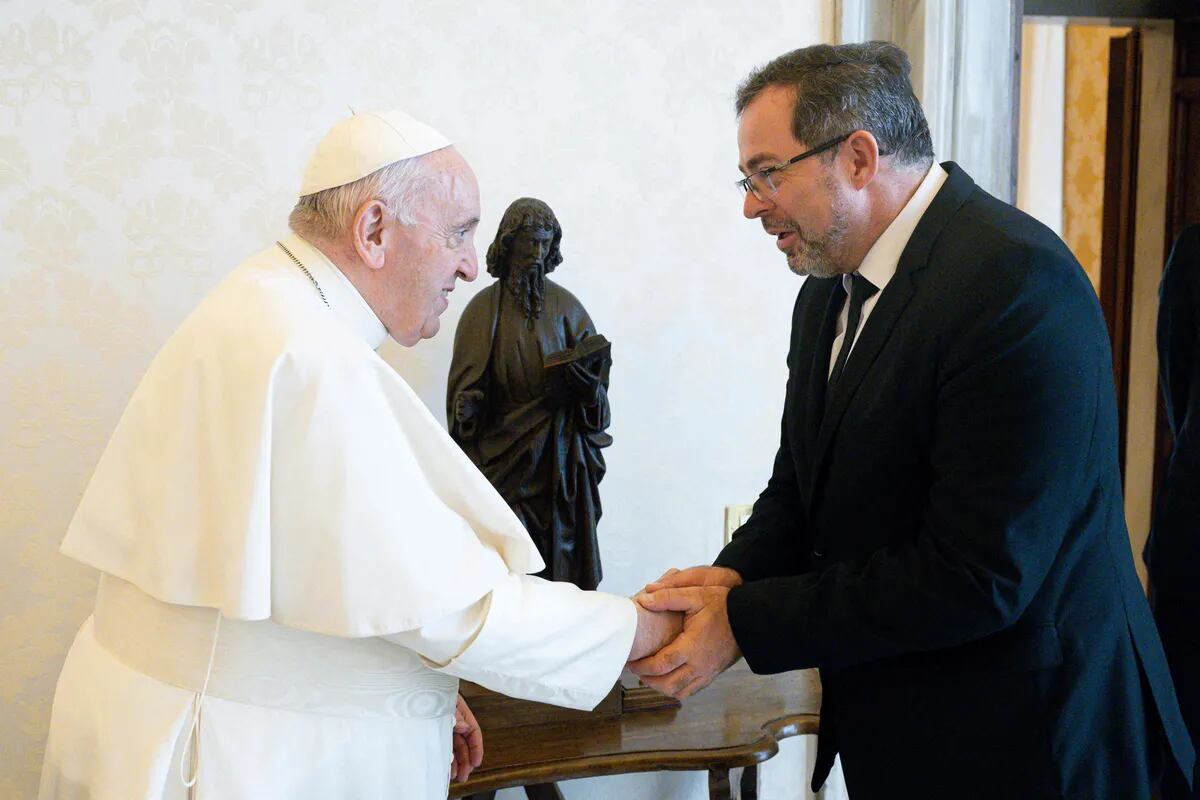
448, 197, 612, 591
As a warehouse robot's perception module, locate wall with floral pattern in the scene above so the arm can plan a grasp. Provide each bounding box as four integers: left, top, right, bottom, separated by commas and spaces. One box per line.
0, 2, 833, 797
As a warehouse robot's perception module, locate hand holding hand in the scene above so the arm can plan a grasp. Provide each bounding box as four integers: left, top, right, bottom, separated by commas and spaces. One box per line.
628, 585, 741, 699
628, 602, 684, 662
450, 694, 483, 782
640, 565, 743, 595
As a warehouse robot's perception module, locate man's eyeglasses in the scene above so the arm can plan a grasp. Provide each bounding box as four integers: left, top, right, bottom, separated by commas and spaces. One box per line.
736, 134, 851, 201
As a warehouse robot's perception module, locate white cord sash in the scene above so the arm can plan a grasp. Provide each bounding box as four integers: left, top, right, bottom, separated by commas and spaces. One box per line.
180, 610, 221, 789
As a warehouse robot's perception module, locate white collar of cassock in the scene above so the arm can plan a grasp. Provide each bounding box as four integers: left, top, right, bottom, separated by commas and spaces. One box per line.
280, 232, 390, 350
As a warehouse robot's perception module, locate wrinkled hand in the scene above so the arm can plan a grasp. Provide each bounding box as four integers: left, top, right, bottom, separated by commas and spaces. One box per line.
628, 585, 741, 699
450, 694, 483, 782
628, 602, 684, 662
641, 565, 743, 594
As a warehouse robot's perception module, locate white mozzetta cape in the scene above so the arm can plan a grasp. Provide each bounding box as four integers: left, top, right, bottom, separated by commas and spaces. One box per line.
61, 234, 545, 636
43, 235, 637, 800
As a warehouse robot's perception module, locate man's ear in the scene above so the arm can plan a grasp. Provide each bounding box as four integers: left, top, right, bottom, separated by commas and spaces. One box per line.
843, 129, 879, 190
351, 199, 388, 270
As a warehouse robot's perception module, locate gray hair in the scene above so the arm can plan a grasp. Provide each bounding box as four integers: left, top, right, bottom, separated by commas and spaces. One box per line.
288, 155, 440, 241
735, 41, 934, 169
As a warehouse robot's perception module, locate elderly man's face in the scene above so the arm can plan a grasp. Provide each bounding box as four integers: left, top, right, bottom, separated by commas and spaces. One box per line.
383, 149, 481, 346
737, 84, 853, 278
509, 226, 554, 275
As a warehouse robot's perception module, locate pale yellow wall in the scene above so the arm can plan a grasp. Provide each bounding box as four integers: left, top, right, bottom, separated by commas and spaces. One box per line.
1063, 25, 1131, 294
1057, 22, 1168, 591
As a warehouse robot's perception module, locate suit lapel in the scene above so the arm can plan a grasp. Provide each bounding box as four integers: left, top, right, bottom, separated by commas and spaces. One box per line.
807, 162, 978, 500
810, 271, 918, 485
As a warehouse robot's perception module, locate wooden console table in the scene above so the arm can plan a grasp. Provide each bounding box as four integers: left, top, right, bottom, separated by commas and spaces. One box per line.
449, 662, 821, 800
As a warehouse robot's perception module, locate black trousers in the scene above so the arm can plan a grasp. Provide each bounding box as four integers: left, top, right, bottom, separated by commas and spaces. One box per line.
1155, 587, 1200, 799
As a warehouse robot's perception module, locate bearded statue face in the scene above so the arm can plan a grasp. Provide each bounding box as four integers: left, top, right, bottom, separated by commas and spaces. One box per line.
500, 225, 553, 324
507, 226, 555, 276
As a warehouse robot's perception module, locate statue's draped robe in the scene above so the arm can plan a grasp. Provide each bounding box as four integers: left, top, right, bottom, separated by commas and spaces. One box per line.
448, 280, 611, 590
38, 235, 635, 800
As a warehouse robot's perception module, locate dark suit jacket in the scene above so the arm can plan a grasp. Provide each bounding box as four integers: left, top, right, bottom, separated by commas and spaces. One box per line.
1146, 224, 1200, 595
714, 163, 1196, 799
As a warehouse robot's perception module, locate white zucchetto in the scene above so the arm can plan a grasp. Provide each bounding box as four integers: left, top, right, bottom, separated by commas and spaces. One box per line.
299, 109, 453, 196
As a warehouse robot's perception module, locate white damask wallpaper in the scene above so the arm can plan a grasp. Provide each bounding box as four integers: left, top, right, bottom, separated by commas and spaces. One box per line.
0, 2, 831, 797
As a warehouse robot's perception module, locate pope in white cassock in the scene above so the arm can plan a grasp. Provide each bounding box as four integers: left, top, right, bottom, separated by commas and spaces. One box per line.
38, 110, 680, 800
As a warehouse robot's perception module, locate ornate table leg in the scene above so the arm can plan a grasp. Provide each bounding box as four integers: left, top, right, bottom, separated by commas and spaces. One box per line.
740, 764, 759, 799
708, 767, 733, 800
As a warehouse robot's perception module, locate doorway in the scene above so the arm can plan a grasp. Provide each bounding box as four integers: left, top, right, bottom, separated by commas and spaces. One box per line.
1016, 13, 1174, 589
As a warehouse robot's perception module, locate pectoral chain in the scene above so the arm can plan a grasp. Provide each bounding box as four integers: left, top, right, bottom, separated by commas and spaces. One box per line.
276, 241, 330, 308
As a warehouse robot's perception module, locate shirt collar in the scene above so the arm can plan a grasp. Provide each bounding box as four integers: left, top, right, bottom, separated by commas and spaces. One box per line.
281, 232, 389, 350
844, 161, 949, 295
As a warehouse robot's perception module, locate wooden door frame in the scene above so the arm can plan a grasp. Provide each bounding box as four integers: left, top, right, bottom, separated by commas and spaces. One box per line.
1100, 28, 1142, 478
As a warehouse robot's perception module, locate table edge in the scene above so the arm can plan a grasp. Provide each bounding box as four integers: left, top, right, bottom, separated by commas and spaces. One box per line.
448, 712, 819, 796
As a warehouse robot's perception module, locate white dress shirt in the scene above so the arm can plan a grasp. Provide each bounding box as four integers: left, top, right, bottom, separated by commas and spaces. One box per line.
828, 163, 949, 378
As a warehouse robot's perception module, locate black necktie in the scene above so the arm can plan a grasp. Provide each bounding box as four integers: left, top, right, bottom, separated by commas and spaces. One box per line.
829, 274, 879, 386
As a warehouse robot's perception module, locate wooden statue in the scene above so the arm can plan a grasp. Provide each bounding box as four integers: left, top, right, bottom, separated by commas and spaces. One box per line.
448, 197, 612, 590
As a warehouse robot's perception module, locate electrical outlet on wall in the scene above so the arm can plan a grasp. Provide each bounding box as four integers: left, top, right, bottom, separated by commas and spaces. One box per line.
723, 504, 754, 545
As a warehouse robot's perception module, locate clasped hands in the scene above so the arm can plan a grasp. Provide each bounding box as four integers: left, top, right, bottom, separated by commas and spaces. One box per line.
453, 566, 742, 782
626, 566, 744, 700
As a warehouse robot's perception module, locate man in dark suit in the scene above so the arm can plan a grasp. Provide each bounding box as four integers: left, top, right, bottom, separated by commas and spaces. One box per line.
631, 42, 1196, 798
1147, 224, 1200, 799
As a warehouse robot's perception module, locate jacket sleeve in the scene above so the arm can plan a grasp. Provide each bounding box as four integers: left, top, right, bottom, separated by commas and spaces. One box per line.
727, 249, 1105, 673
714, 287, 812, 581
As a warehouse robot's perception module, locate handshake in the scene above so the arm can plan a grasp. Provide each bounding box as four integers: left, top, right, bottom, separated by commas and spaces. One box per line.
625, 565, 745, 700
451, 565, 747, 783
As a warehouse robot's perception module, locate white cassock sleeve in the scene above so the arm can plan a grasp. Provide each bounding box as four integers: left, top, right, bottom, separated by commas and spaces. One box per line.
383, 575, 637, 711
